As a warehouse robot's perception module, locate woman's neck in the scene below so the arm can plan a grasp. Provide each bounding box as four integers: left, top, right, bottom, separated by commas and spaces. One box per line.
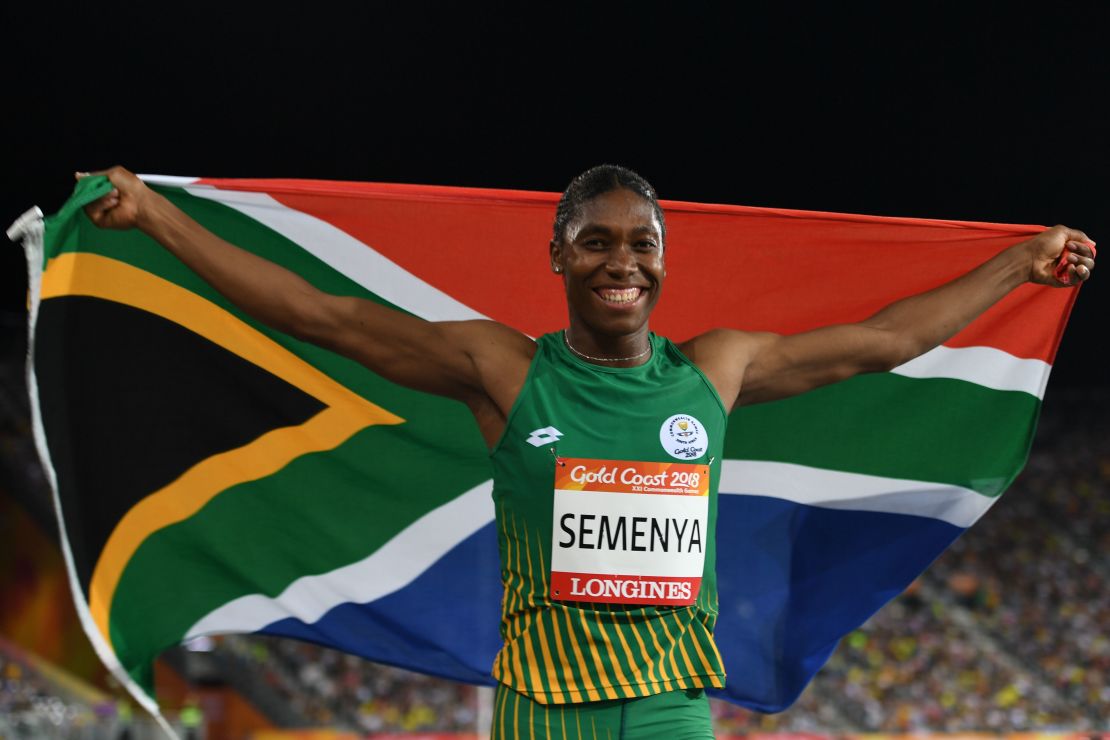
562, 326, 653, 367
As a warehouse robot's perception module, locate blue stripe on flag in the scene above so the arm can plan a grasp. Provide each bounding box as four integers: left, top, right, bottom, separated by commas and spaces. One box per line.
711, 493, 963, 711
259, 493, 963, 711
259, 521, 503, 686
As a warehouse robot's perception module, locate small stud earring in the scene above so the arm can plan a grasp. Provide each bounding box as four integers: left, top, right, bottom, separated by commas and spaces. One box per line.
554, 266, 562, 273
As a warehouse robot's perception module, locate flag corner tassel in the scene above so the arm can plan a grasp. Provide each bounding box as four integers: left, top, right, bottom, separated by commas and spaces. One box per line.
6, 205, 44, 243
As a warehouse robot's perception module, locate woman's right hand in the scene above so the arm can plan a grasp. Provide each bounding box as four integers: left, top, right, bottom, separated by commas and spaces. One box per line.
76, 166, 156, 231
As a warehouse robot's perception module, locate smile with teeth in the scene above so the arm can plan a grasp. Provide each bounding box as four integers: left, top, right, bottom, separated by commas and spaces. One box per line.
596, 287, 643, 304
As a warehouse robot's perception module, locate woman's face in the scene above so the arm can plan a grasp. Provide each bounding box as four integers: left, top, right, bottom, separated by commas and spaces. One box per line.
550, 188, 665, 338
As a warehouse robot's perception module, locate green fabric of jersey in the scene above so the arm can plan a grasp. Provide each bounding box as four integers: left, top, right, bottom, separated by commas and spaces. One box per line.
491, 684, 716, 740
490, 332, 728, 705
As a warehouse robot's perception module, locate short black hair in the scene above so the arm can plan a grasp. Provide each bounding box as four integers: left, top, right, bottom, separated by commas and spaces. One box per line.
552, 164, 666, 246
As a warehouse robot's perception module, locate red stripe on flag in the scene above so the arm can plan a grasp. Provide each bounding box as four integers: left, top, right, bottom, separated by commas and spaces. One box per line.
196, 178, 1078, 363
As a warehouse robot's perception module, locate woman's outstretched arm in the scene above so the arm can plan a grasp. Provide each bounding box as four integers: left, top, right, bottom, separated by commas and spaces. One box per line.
683, 226, 1096, 409
81, 167, 534, 442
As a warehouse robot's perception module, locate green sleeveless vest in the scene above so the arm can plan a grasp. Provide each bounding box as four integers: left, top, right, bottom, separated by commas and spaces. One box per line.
490, 331, 727, 704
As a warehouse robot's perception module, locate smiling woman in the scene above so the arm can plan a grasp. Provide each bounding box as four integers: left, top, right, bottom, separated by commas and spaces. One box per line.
78, 162, 1094, 738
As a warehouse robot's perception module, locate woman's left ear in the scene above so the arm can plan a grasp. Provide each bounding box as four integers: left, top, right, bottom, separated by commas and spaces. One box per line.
550, 239, 564, 274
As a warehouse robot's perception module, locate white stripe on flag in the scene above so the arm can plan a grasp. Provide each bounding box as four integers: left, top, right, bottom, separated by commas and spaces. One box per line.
891, 344, 1050, 399
140, 174, 202, 188
184, 479, 494, 638
181, 185, 487, 323
720, 460, 997, 529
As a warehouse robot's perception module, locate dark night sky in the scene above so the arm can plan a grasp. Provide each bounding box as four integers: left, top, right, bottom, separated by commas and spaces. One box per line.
2, 3, 1106, 389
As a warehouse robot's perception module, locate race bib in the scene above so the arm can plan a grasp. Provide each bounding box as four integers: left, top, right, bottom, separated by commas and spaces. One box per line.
550, 458, 709, 606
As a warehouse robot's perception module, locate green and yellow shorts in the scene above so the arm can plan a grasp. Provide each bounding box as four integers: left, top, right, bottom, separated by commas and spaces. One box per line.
491, 684, 715, 740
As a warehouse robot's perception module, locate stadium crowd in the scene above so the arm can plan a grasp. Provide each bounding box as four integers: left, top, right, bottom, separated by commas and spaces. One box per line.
0, 647, 108, 739
221, 635, 480, 733
926, 403, 1109, 727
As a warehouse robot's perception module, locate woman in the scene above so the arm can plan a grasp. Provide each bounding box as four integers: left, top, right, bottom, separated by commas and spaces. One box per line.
82, 164, 1094, 738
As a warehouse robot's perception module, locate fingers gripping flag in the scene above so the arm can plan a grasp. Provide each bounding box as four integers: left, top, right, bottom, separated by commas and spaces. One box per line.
10, 175, 1079, 717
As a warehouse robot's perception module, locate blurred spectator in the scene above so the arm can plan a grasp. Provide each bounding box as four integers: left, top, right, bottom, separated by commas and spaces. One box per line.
0, 643, 117, 738
221, 635, 479, 733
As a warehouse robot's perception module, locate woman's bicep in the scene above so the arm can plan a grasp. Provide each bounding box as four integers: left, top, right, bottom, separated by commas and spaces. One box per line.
299, 295, 494, 401
738, 323, 905, 406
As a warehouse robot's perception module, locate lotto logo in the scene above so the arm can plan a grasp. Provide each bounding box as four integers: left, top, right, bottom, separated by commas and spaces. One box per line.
526, 426, 563, 447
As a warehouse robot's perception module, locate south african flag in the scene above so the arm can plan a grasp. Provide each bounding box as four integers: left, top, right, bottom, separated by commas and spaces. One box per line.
10, 174, 1077, 719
